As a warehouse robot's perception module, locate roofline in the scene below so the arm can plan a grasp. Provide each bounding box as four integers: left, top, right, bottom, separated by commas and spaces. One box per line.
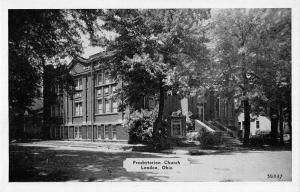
67, 50, 118, 70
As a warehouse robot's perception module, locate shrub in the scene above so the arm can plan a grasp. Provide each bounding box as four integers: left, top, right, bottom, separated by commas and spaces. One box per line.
248, 133, 273, 146
198, 131, 223, 147
128, 110, 154, 144
149, 120, 172, 150
127, 109, 171, 150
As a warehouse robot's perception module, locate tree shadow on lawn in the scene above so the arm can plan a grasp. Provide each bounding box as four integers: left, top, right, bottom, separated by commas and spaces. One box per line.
9, 145, 168, 182
190, 144, 292, 156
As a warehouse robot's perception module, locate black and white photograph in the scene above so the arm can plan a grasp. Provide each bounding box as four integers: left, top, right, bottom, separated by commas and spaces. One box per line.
1, 0, 300, 191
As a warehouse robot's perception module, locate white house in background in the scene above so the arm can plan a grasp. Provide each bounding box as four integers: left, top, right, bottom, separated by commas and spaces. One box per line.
238, 113, 271, 137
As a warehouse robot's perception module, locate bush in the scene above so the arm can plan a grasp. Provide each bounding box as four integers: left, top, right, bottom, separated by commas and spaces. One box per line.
128, 110, 154, 144
198, 131, 223, 147
127, 109, 172, 150
149, 120, 172, 150
248, 133, 273, 146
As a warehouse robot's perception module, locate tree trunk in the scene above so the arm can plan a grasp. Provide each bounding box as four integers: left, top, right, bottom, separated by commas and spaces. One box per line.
241, 51, 251, 146
154, 78, 165, 134
42, 61, 51, 140
279, 104, 284, 145
270, 106, 278, 145
243, 98, 251, 146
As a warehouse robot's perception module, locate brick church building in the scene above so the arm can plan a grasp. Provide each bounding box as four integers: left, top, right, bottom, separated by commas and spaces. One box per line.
47, 51, 236, 142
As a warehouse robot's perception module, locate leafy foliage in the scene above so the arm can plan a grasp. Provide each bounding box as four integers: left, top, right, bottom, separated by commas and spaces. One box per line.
9, 10, 89, 139
197, 130, 223, 147
97, 9, 212, 132
127, 109, 171, 149
127, 109, 156, 144
209, 9, 291, 145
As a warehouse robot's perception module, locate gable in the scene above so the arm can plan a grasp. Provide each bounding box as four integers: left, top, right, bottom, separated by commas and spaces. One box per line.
69, 62, 89, 75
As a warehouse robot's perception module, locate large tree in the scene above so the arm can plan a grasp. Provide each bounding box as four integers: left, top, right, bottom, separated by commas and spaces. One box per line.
211, 9, 264, 145
210, 9, 291, 145
9, 10, 91, 139
98, 9, 211, 134
249, 9, 291, 145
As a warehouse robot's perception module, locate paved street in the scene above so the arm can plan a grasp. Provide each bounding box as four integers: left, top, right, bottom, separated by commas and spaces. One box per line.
9, 141, 292, 182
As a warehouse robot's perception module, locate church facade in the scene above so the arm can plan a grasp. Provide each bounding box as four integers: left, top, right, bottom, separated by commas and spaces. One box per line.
48, 52, 237, 142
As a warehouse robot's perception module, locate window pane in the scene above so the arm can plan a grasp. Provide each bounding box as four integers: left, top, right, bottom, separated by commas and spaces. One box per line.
97, 88, 102, 97
60, 105, 63, 116
75, 102, 82, 116
97, 125, 103, 139
172, 120, 181, 136
75, 126, 82, 139
74, 92, 82, 98
104, 72, 110, 84
60, 126, 63, 138
112, 99, 118, 112
112, 125, 117, 140
104, 86, 109, 95
75, 78, 82, 90
64, 127, 68, 138
98, 99, 103, 114
112, 85, 116, 93
97, 72, 103, 85
105, 99, 110, 113
79, 103, 82, 115
105, 125, 110, 139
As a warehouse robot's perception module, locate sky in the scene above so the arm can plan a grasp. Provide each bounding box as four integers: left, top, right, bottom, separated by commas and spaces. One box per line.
81, 38, 104, 58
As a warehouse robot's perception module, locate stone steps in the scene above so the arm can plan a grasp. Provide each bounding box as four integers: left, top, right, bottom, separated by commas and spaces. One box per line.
200, 120, 242, 146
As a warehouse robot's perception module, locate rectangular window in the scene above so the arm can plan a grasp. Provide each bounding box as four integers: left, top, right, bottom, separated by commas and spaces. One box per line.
64, 126, 68, 139
238, 122, 241, 129
50, 105, 55, 117
75, 126, 82, 139
112, 84, 116, 93
97, 72, 103, 85
59, 104, 63, 116
104, 72, 110, 84
105, 125, 110, 139
75, 102, 82, 116
242, 121, 245, 129
97, 125, 103, 139
112, 125, 117, 140
60, 126, 63, 138
75, 77, 82, 90
96, 88, 102, 98
74, 91, 82, 99
105, 99, 110, 113
256, 121, 260, 129
171, 119, 182, 136
112, 99, 118, 113
56, 127, 60, 138
97, 99, 103, 114
104, 86, 109, 96
55, 106, 59, 117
